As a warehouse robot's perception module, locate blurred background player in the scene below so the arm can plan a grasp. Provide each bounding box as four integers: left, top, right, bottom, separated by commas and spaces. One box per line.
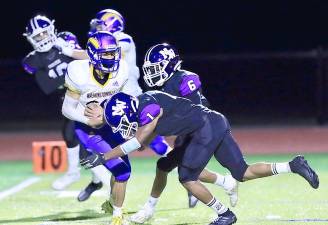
62, 31, 143, 225
130, 43, 238, 223
88, 9, 141, 94
21, 15, 106, 200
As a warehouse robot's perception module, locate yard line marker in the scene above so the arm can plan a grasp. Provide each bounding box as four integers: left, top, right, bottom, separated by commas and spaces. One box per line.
0, 177, 40, 200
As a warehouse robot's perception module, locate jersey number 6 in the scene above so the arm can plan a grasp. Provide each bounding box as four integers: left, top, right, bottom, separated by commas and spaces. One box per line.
187, 80, 197, 91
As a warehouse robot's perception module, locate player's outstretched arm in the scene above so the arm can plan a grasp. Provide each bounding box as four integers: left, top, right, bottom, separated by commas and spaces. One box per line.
103, 110, 162, 160
80, 109, 163, 169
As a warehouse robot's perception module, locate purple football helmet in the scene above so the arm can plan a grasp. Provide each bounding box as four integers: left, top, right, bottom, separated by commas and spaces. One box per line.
104, 92, 139, 139
89, 9, 125, 36
143, 43, 182, 87
23, 15, 57, 52
86, 31, 121, 73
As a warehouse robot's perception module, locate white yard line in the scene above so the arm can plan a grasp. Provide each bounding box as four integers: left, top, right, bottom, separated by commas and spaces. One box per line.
0, 177, 40, 200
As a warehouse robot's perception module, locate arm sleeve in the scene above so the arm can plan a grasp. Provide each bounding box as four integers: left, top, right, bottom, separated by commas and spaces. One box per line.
21, 54, 38, 75
62, 94, 89, 124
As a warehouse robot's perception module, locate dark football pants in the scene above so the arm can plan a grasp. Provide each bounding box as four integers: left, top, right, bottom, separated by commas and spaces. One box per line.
62, 118, 80, 148
178, 113, 248, 183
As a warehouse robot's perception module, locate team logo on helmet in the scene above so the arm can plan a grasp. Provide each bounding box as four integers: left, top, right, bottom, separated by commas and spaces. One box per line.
104, 93, 138, 139
143, 43, 182, 87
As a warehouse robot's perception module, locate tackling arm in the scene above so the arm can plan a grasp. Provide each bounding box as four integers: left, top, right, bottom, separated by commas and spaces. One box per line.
70, 49, 88, 60
103, 108, 163, 160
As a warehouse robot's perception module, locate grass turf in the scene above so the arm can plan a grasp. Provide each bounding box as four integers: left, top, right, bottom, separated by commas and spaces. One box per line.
0, 153, 327, 225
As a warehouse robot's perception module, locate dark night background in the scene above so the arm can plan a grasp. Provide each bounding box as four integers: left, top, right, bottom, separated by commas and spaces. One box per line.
2, 0, 328, 129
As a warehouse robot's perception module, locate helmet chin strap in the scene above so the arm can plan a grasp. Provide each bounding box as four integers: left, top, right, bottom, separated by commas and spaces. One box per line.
156, 79, 165, 87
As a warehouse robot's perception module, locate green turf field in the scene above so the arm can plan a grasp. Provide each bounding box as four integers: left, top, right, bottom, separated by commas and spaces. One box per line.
0, 153, 327, 225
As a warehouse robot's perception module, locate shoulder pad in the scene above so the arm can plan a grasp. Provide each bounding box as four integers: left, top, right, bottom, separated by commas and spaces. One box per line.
65, 60, 89, 91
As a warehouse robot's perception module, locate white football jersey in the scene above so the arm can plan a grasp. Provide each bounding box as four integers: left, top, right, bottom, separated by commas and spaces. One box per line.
114, 32, 140, 81
65, 59, 142, 108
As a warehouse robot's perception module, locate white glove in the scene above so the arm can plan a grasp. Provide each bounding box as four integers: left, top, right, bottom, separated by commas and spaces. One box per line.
55, 37, 74, 57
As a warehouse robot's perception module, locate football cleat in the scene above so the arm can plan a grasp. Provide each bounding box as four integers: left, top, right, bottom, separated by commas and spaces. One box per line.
77, 181, 103, 202
110, 215, 125, 225
188, 191, 199, 208
52, 171, 80, 190
102, 198, 114, 214
130, 205, 154, 224
289, 155, 319, 189
223, 175, 239, 207
209, 209, 237, 225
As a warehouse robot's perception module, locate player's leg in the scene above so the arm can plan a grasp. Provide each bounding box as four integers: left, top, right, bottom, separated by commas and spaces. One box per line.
130, 150, 180, 224
103, 155, 131, 224
198, 168, 238, 207
52, 118, 80, 190
214, 131, 319, 189
179, 165, 237, 225
75, 123, 112, 201
79, 127, 131, 224
178, 117, 237, 225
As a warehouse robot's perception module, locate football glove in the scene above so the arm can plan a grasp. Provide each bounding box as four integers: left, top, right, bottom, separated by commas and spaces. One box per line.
80, 152, 106, 169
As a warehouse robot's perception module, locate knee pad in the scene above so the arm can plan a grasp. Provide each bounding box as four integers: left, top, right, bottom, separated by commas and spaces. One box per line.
114, 171, 131, 182
157, 156, 178, 172
149, 136, 172, 156
178, 166, 200, 183
108, 162, 131, 182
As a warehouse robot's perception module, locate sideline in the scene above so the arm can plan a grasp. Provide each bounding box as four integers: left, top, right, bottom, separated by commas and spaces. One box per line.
0, 177, 40, 200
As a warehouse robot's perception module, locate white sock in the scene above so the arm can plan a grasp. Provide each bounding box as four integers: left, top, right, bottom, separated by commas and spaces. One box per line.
67, 145, 80, 173
271, 162, 291, 175
145, 196, 158, 208
214, 173, 226, 187
90, 165, 111, 194
206, 197, 227, 215
113, 205, 122, 217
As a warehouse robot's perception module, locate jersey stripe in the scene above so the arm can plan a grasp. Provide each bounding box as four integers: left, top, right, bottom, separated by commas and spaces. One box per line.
119, 38, 131, 43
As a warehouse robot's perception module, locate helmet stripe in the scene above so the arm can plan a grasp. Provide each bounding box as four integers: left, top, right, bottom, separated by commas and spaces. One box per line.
32, 17, 38, 29
88, 37, 100, 48
146, 44, 160, 61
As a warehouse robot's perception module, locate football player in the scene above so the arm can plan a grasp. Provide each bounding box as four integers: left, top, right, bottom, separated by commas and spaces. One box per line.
81, 91, 319, 225
130, 43, 238, 223
62, 31, 143, 225
22, 15, 109, 200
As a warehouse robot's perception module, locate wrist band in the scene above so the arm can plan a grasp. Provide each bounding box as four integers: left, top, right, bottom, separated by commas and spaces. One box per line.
120, 137, 141, 154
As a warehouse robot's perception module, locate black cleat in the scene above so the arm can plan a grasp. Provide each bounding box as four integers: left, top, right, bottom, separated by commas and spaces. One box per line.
77, 182, 103, 202
289, 155, 319, 189
188, 191, 199, 208
209, 209, 237, 225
